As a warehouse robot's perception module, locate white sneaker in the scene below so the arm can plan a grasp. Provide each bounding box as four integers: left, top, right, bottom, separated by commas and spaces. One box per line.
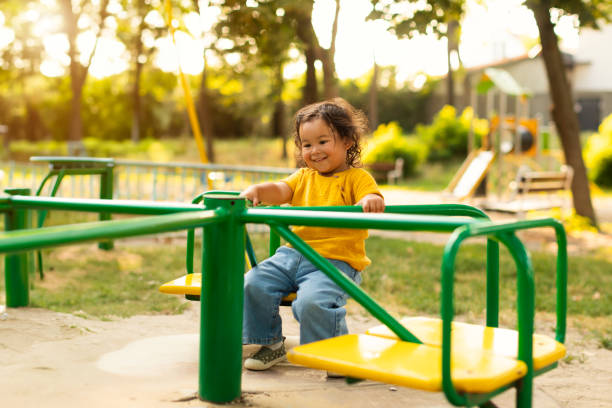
244, 343, 286, 371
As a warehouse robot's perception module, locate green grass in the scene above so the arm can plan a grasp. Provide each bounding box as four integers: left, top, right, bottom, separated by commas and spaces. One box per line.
1, 241, 190, 318
362, 236, 612, 318
395, 158, 464, 191
1, 231, 611, 347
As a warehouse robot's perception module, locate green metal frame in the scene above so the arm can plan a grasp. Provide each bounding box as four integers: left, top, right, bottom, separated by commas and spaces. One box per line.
31, 156, 116, 277
0, 192, 567, 407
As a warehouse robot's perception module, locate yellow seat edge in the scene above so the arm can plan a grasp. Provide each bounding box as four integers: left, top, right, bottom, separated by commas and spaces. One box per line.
366, 316, 567, 370
287, 334, 527, 394
159, 273, 296, 302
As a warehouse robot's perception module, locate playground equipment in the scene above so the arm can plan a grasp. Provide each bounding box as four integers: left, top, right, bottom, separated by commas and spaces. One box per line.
0, 190, 567, 407
447, 68, 572, 214
30, 156, 115, 277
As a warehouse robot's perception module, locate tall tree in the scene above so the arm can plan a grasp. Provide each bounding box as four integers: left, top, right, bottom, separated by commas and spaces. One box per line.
191, 0, 218, 162
116, 0, 161, 143
215, 0, 295, 157
286, 0, 341, 102
368, 0, 465, 107
368, 63, 379, 129
58, 0, 110, 148
0, 1, 48, 141
524, 0, 610, 226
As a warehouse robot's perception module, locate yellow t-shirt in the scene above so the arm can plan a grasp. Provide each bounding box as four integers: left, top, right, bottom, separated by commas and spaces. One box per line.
281, 167, 383, 271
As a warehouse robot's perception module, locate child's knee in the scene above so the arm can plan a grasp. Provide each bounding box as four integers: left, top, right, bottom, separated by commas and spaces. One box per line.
244, 273, 266, 298
293, 292, 338, 320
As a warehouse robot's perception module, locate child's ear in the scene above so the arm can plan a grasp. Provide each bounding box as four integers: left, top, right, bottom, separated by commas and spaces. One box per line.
344, 139, 354, 150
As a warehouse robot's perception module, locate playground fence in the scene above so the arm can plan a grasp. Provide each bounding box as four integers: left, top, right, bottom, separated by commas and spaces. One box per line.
0, 159, 295, 202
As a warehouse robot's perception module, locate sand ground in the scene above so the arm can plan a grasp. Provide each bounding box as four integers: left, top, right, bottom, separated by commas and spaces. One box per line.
1, 304, 611, 408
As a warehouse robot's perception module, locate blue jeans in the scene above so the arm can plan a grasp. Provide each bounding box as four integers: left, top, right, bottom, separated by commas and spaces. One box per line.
243, 246, 362, 346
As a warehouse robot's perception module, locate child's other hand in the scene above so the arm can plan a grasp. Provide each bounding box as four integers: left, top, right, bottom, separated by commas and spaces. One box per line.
357, 194, 385, 213
240, 185, 261, 206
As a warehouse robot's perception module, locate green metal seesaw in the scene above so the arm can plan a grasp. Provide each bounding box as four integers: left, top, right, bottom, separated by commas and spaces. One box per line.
0, 190, 567, 407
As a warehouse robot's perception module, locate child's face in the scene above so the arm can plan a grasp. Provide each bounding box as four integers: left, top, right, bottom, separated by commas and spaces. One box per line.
299, 118, 351, 176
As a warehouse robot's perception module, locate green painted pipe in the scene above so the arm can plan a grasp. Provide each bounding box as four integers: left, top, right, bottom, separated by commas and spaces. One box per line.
438, 218, 567, 408
243, 208, 478, 232
0, 209, 227, 254
7, 195, 200, 215
199, 195, 245, 403
4, 188, 33, 307
270, 222, 422, 344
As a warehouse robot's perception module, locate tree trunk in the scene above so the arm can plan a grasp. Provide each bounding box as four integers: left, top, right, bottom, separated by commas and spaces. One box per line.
130, 46, 143, 143
67, 64, 85, 145
320, 0, 340, 99
320, 49, 337, 99
368, 63, 379, 130
60, 0, 108, 147
271, 63, 287, 159
303, 45, 318, 104
60, 0, 82, 143
131, 0, 145, 143
289, 3, 318, 104
446, 19, 459, 107
197, 62, 216, 162
530, 1, 597, 226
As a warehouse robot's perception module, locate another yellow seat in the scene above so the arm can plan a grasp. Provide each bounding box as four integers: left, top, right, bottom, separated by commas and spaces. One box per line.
366, 316, 565, 371
287, 333, 527, 394
159, 273, 297, 303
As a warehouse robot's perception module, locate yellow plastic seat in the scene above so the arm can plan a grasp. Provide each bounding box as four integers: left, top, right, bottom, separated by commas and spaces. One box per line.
287, 333, 527, 394
159, 273, 296, 303
366, 317, 566, 371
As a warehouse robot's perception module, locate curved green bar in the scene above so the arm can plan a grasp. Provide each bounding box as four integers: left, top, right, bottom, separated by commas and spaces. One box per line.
439, 218, 566, 407
462, 218, 568, 342
255, 203, 502, 326
0, 209, 227, 253
271, 222, 422, 344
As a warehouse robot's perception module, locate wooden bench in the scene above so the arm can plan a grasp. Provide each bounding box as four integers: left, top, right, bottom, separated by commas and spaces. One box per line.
367, 158, 404, 184
485, 165, 573, 215
511, 165, 573, 200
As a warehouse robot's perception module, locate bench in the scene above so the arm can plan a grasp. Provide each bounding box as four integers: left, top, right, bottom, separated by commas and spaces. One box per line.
367, 158, 404, 184
511, 165, 573, 199
485, 165, 573, 215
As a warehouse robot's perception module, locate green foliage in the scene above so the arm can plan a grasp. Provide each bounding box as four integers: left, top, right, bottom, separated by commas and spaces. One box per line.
368, 0, 465, 39
340, 67, 434, 133
8, 139, 68, 160
584, 114, 612, 187
415, 105, 488, 162
363, 122, 427, 176
363, 235, 612, 318
8, 137, 188, 161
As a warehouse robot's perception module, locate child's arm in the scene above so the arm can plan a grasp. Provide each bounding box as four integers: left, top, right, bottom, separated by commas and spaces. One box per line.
241, 182, 293, 206
357, 193, 385, 213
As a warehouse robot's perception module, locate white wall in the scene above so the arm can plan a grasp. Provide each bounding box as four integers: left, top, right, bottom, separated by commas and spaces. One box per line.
502, 58, 549, 95
572, 24, 612, 91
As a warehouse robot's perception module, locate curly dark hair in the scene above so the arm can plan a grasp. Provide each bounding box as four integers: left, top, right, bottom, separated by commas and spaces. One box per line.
293, 97, 369, 168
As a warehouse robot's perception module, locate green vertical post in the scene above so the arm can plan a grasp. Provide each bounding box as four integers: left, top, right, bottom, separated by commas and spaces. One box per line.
485, 239, 500, 327
98, 164, 114, 250
199, 195, 245, 403
4, 188, 34, 307
269, 229, 280, 257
